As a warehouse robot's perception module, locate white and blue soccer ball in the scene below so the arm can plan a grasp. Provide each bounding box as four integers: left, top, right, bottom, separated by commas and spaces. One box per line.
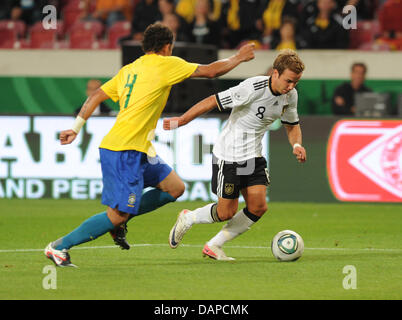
271, 230, 304, 261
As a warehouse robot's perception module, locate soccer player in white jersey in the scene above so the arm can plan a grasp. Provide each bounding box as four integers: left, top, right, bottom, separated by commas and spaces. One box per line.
163, 49, 306, 260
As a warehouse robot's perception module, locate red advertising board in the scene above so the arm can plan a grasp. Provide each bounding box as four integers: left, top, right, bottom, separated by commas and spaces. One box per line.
327, 120, 402, 202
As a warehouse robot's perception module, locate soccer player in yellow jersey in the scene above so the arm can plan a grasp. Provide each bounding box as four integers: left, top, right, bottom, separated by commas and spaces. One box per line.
44, 23, 255, 267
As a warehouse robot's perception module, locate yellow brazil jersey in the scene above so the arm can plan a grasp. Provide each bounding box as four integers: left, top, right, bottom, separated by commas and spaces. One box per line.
99, 54, 198, 157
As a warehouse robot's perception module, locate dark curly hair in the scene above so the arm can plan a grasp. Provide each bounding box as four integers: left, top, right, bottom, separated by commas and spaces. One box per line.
141, 23, 174, 53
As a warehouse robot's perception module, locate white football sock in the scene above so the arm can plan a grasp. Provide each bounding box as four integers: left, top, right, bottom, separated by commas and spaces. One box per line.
185, 203, 218, 226
207, 208, 259, 248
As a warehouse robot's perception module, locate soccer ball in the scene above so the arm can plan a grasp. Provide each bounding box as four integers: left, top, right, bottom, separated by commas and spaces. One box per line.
271, 230, 304, 261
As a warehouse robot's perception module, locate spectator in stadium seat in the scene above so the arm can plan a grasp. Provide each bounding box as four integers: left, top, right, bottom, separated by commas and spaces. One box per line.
129, 0, 160, 41
331, 62, 372, 115
257, 0, 299, 47
158, 0, 175, 19
377, 0, 402, 50
6, 0, 58, 25
175, 0, 222, 24
74, 79, 115, 116
188, 0, 220, 46
223, 0, 264, 48
161, 12, 191, 42
301, 0, 349, 49
121, 0, 183, 43
158, 0, 191, 39
0, 0, 16, 20
92, 0, 132, 27
336, 0, 378, 20
270, 16, 306, 50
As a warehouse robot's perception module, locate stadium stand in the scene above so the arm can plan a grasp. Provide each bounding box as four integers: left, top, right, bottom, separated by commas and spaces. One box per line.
349, 20, 381, 49
106, 20, 131, 48
29, 29, 58, 49
62, 0, 87, 33
0, 0, 400, 51
68, 20, 104, 37
69, 28, 102, 49
0, 19, 26, 48
0, 28, 17, 48
0, 19, 26, 37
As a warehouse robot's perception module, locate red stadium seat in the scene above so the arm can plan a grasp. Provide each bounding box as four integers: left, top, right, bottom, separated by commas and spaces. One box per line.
0, 29, 18, 48
63, 0, 86, 11
29, 29, 57, 49
0, 20, 26, 38
63, 10, 82, 33
69, 20, 104, 38
69, 29, 103, 49
349, 20, 381, 49
29, 20, 65, 38
62, 1, 86, 34
378, 0, 402, 33
107, 21, 131, 48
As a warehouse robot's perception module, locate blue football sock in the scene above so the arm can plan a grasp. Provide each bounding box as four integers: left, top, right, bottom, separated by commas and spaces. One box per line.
128, 189, 176, 221
53, 211, 115, 250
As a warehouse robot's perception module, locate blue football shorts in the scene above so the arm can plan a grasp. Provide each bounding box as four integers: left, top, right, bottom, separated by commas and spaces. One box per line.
99, 148, 172, 215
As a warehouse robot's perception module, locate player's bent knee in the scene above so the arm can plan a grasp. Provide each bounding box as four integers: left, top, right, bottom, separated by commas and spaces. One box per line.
107, 207, 129, 226
169, 181, 185, 199
248, 204, 268, 216
217, 207, 238, 221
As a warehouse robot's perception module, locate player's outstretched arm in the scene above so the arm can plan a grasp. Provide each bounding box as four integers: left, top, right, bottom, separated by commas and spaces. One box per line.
284, 124, 306, 163
60, 88, 110, 145
163, 95, 217, 130
190, 43, 255, 79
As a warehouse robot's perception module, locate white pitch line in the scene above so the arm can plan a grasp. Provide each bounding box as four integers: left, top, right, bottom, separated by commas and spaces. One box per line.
0, 243, 402, 253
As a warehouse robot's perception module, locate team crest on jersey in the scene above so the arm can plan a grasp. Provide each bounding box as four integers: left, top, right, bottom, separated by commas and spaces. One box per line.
281, 104, 289, 116
128, 193, 136, 207
224, 183, 235, 195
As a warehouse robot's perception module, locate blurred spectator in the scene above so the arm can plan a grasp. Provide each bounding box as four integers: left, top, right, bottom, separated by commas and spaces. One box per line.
4, 0, 59, 26
301, 0, 349, 49
336, 0, 378, 20
161, 12, 191, 41
158, 0, 175, 19
158, 0, 191, 37
0, 1, 16, 20
377, 0, 402, 50
258, 0, 299, 46
223, 0, 264, 48
176, 0, 222, 24
189, 0, 220, 46
302, 0, 377, 21
92, 0, 132, 27
331, 62, 372, 115
75, 79, 115, 116
270, 16, 304, 50
130, 0, 160, 41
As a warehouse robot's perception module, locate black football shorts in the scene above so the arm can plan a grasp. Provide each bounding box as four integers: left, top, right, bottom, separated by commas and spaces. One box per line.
211, 155, 270, 199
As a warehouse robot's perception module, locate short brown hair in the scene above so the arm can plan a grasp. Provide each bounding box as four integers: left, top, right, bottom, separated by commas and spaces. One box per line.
351, 62, 367, 74
142, 23, 174, 53
273, 49, 305, 75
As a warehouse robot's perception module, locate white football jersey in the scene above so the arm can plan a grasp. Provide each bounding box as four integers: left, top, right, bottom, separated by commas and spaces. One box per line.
213, 75, 299, 162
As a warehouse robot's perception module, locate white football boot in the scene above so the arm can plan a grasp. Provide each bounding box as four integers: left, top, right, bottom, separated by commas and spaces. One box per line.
44, 243, 77, 268
202, 244, 235, 261
169, 209, 192, 249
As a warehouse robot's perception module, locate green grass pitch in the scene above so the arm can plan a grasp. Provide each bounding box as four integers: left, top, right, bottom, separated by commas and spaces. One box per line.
0, 199, 401, 300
